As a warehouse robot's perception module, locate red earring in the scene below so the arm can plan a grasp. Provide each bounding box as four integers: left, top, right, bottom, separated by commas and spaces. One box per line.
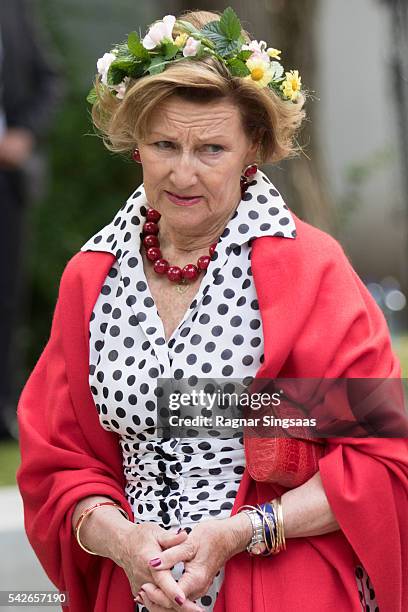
240, 163, 258, 197
132, 148, 141, 163
243, 163, 258, 178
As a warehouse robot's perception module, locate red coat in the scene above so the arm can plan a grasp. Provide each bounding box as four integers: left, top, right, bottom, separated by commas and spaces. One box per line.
17, 212, 408, 611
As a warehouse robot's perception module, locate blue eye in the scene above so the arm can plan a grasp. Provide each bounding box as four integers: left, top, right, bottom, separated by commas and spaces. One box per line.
154, 141, 173, 150
203, 144, 223, 153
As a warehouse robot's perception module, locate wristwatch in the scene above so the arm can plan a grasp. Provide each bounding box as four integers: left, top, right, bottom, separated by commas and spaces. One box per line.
243, 509, 266, 555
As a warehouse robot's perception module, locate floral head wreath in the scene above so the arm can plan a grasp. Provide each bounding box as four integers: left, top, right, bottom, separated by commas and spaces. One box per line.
87, 7, 303, 105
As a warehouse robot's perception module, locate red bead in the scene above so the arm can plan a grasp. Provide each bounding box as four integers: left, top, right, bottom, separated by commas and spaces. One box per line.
167, 266, 182, 282
154, 258, 169, 274
143, 234, 159, 248
182, 264, 199, 280
209, 243, 217, 256
132, 148, 141, 163
146, 247, 162, 261
197, 255, 210, 270
143, 221, 159, 235
146, 209, 161, 222
244, 163, 258, 178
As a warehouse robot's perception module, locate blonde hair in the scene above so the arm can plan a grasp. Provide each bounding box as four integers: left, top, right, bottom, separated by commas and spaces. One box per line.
90, 10, 307, 164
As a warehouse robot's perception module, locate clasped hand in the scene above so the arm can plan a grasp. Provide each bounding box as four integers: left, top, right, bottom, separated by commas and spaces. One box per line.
124, 516, 248, 612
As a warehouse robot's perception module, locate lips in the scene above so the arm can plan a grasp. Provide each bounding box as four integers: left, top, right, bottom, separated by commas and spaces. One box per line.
167, 191, 200, 199
165, 190, 202, 206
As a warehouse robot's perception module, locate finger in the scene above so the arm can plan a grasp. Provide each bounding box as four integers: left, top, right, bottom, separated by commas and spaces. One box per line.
139, 589, 171, 612
177, 569, 210, 602
157, 528, 188, 550
148, 541, 195, 571
148, 570, 202, 611
139, 582, 173, 608
142, 582, 205, 612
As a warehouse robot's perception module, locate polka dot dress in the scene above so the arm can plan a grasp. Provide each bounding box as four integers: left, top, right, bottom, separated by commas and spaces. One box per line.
81, 171, 378, 611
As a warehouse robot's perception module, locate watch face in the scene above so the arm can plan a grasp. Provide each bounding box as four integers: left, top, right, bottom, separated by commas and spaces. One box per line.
249, 542, 266, 555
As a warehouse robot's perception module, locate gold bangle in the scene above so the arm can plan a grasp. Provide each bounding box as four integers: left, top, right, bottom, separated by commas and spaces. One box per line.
74, 502, 130, 555
271, 497, 286, 553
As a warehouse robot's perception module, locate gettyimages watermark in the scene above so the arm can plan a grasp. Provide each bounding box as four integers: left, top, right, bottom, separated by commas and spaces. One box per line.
154, 377, 408, 438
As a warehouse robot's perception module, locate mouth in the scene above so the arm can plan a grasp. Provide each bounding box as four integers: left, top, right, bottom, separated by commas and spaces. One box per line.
165, 190, 202, 206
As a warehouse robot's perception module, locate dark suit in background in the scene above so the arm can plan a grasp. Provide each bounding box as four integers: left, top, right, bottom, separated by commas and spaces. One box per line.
0, 0, 63, 438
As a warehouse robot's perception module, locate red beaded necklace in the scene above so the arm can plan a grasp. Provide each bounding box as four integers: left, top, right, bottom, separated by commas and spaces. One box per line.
142, 207, 217, 291
141, 166, 257, 291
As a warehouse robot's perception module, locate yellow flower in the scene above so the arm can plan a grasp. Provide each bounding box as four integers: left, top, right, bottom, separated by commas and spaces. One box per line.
267, 48, 281, 60
280, 70, 302, 101
174, 33, 188, 48
245, 57, 274, 88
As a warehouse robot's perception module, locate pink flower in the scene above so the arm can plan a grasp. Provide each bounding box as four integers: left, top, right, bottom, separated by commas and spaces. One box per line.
114, 77, 130, 100
182, 37, 201, 57
242, 40, 269, 62
142, 15, 176, 50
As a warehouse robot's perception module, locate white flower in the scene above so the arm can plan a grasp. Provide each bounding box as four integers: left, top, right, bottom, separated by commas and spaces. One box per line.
142, 15, 176, 50
114, 76, 130, 100
182, 37, 201, 57
96, 52, 116, 85
242, 39, 269, 62
244, 56, 275, 88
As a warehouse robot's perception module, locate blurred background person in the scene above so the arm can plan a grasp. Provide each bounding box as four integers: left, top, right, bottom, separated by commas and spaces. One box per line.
0, 0, 62, 440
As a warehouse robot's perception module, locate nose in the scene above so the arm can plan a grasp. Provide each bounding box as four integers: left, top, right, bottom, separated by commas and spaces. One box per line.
169, 151, 198, 192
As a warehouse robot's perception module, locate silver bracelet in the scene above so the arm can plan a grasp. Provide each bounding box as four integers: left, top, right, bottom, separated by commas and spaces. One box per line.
242, 509, 266, 555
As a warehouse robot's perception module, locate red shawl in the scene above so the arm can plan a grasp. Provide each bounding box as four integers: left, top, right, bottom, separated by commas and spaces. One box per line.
16, 212, 408, 611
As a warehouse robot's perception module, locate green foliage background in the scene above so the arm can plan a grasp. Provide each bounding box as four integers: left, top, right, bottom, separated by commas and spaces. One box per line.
25, 1, 146, 374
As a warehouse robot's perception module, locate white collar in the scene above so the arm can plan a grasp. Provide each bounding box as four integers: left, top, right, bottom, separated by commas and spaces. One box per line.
80, 169, 296, 262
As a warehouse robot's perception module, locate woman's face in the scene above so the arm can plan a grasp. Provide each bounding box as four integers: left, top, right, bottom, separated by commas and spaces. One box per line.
138, 95, 258, 239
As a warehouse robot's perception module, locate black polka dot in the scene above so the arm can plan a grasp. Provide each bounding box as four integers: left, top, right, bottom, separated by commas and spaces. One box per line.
211, 326, 223, 337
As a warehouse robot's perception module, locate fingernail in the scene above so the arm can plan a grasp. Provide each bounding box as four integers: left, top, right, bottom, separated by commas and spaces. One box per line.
149, 557, 162, 567
175, 595, 184, 605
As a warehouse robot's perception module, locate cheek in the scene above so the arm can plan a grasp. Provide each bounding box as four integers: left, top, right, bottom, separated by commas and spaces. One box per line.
207, 164, 242, 195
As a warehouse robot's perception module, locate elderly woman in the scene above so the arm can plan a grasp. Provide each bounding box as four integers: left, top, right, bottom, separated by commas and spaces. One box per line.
17, 8, 408, 612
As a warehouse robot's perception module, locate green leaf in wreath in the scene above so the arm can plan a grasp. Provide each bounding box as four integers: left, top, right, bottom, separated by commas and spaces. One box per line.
227, 58, 250, 77
128, 61, 148, 79
147, 56, 168, 75
217, 38, 242, 58
193, 43, 208, 60
127, 31, 149, 60
236, 49, 253, 62
86, 87, 98, 105
175, 19, 202, 36
108, 65, 127, 85
200, 21, 225, 44
162, 41, 179, 60
110, 58, 135, 72
219, 7, 242, 41
200, 22, 242, 58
